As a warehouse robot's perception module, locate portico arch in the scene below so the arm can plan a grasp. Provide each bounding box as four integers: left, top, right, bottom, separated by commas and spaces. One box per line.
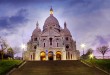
48, 51, 54, 60
56, 51, 61, 60
40, 51, 46, 61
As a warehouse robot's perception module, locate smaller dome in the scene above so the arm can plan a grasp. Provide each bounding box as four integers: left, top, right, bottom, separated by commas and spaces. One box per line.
32, 22, 41, 36
63, 22, 72, 36
63, 28, 72, 36
32, 28, 41, 36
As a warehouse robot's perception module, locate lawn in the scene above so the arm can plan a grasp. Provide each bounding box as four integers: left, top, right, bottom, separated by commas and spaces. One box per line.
0, 60, 23, 75
84, 59, 110, 73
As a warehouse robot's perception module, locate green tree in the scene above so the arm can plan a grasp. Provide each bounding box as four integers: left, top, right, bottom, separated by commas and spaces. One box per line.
81, 48, 93, 59
86, 48, 93, 55
7, 47, 14, 58
0, 37, 8, 60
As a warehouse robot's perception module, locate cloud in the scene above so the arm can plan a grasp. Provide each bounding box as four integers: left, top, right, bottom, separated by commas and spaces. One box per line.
0, 9, 28, 31
92, 35, 110, 46
60, 0, 110, 17
0, 0, 110, 56
94, 35, 108, 45
0, 0, 51, 5
56, 7, 110, 54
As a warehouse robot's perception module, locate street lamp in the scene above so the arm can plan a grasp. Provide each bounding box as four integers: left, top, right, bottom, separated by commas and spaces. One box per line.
80, 44, 86, 55
89, 53, 94, 59
20, 43, 26, 59
21, 43, 26, 51
89, 53, 94, 66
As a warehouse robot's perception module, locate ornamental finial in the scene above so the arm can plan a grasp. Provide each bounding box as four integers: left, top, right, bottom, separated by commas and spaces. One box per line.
50, 6, 53, 15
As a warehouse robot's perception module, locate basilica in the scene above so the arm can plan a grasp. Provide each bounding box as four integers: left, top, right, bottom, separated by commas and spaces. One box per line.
23, 8, 80, 60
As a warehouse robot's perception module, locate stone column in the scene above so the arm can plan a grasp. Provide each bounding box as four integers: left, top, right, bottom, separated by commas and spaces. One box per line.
54, 50, 56, 60
62, 50, 66, 60
46, 54, 48, 60
35, 50, 40, 60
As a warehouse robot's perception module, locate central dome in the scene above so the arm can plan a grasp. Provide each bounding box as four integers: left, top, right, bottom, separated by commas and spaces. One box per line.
43, 7, 60, 31
44, 15, 59, 26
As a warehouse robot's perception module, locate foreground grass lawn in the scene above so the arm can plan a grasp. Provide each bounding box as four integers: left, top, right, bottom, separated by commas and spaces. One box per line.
0, 60, 23, 75
84, 59, 110, 73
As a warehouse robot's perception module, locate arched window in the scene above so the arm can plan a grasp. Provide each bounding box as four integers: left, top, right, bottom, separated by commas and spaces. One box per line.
44, 43, 45, 47
43, 39, 45, 41
65, 37, 68, 41
34, 38, 37, 41
50, 27, 52, 29
56, 38, 59, 41
71, 54, 72, 59
57, 43, 58, 47
66, 45, 69, 49
49, 38, 52, 45
34, 45, 37, 49
31, 55, 32, 60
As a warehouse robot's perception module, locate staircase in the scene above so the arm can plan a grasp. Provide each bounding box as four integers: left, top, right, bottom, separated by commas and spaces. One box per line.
10, 60, 107, 75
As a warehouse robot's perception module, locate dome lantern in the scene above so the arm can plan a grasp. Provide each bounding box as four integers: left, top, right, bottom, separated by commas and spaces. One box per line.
63, 22, 72, 36
36, 21, 39, 28
64, 21, 67, 29
32, 21, 41, 36
50, 7, 53, 15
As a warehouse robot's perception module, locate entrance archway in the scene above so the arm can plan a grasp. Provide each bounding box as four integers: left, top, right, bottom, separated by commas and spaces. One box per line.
40, 51, 46, 60
48, 51, 54, 60
56, 51, 61, 60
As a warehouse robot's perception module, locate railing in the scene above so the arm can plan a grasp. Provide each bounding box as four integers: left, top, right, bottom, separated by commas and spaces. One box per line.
95, 56, 110, 59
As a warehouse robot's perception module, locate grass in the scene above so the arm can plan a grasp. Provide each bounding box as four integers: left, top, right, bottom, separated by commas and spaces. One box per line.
0, 60, 23, 75
84, 59, 110, 73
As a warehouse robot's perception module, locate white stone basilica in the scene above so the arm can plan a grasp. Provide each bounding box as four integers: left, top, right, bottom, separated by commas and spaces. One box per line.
23, 8, 80, 61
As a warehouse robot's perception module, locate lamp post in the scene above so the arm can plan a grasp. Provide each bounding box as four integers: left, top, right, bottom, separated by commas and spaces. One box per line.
21, 43, 26, 60
80, 44, 86, 55
89, 53, 94, 60
21, 44, 26, 51
89, 53, 94, 66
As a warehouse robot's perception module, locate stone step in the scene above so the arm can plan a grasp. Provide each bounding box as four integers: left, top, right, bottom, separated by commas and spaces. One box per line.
10, 60, 108, 75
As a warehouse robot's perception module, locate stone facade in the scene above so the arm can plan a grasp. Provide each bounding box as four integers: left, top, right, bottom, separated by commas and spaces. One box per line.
23, 8, 80, 60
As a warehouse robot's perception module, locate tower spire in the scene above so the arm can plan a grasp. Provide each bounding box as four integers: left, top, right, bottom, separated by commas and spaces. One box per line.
50, 6, 53, 15
64, 21, 67, 29
36, 21, 39, 28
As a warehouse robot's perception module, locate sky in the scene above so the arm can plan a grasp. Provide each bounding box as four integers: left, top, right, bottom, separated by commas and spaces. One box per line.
0, 0, 110, 57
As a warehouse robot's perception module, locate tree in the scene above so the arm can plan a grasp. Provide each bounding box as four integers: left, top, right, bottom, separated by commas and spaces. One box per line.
81, 48, 93, 59
97, 45, 109, 59
7, 47, 14, 58
13, 47, 21, 56
86, 48, 93, 55
0, 37, 8, 60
